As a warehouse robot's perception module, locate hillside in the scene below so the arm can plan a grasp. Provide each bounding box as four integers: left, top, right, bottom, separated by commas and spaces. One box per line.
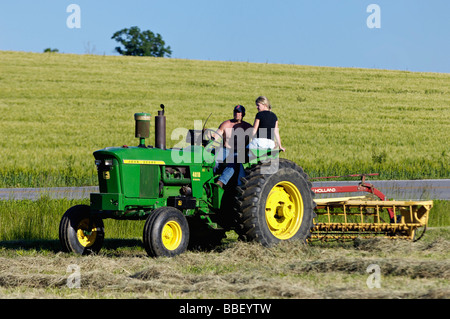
0, 51, 449, 187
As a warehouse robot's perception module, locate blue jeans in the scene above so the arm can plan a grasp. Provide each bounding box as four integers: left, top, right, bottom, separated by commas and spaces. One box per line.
218, 153, 245, 186
214, 147, 230, 173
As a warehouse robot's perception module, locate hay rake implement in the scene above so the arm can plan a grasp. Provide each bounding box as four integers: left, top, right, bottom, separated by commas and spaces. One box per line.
310, 174, 433, 242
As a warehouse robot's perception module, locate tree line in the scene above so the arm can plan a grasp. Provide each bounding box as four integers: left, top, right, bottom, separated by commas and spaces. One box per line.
45, 26, 172, 58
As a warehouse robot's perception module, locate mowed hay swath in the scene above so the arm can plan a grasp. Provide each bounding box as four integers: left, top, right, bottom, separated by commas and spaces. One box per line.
0, 51, 449, 187
0, 235, 449, 299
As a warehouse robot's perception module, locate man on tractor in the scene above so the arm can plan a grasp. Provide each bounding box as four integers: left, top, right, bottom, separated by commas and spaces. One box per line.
215, 105, 252, 187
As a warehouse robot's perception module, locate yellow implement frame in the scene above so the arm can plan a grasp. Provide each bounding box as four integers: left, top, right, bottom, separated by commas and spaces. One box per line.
311, 198, 433, 241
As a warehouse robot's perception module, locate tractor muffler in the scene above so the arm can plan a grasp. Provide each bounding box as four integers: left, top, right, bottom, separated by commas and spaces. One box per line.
155, 104, 166, 149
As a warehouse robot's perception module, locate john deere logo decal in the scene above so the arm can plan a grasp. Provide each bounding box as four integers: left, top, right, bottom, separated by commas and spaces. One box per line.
123, 160, 165, 165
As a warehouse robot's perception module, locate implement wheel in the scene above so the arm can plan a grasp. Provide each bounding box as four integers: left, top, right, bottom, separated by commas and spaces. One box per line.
59, 205, 105, 255
143, 207, 190, 257
236, 159, 316, 246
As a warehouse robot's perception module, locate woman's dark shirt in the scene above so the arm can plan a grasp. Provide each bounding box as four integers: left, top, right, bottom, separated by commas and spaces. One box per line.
255, 111, 278, 140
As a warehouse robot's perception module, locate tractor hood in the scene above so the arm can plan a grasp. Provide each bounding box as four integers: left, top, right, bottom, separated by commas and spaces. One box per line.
93, 145, 215, 167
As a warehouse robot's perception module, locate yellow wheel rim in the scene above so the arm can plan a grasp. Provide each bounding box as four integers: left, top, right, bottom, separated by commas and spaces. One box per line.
265, 181, 304, 240
161, 221, 182, 250
76, 218, 97, 248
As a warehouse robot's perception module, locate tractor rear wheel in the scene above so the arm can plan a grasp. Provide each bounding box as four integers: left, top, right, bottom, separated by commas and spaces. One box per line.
59, 205, 105, 255
143, 207, 190, 257
236, 159, 316, 246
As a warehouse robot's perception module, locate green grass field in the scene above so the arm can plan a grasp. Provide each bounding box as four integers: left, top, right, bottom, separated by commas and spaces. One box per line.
0, 197, 448, 242
1, 51, 449, 187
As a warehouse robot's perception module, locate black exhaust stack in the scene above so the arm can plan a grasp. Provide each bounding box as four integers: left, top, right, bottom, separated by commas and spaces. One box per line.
155, 104, 166, 149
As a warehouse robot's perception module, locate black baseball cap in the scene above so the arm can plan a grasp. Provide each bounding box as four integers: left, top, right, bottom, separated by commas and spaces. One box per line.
233, 105, 246, 116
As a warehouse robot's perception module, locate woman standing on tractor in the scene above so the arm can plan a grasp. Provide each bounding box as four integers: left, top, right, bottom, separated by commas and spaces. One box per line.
249, 96, 285, 152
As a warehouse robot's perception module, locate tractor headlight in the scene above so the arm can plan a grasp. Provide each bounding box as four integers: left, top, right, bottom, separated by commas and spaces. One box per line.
95, 159, 114, 166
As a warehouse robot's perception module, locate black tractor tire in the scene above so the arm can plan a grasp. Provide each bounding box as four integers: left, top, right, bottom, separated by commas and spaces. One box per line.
236, 158, 316, 246
143, 207, 190, 257
59, 205, 105, 255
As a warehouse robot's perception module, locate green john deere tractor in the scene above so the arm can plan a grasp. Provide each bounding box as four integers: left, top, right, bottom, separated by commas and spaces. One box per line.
59, 105, 316, 257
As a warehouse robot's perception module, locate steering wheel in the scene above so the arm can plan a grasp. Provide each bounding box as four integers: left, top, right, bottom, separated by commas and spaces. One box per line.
203, 128, 223, 153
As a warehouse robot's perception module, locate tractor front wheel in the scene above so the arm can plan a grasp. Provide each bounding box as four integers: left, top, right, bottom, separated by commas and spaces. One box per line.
143, 207, 190, 257
59, 205, 105, 255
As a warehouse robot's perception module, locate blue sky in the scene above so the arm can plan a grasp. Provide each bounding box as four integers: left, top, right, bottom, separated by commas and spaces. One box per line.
0, 0, 449, 73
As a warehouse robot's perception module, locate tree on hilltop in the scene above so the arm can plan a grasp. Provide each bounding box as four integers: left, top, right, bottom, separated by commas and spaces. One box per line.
112, 26, 172, 57
44, 48, 59, 53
